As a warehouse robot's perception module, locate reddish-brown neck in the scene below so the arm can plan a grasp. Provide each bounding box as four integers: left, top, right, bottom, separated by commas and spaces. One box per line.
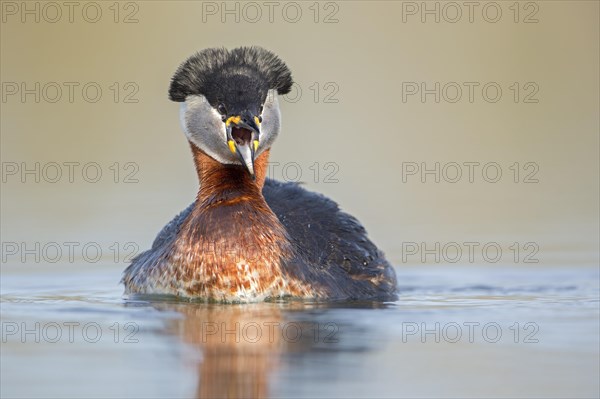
190, 143, 270, 206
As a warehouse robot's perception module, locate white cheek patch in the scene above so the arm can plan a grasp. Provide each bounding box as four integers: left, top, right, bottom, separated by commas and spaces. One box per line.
257, 90, 281, 155
179, 102, 190, 137
180, 95, 235, 164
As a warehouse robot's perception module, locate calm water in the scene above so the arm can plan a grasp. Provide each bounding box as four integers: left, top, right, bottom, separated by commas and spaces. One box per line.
1, 264, 599, 399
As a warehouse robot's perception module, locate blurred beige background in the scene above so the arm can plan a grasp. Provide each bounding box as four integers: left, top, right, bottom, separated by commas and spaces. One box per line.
1, 1, 598, 267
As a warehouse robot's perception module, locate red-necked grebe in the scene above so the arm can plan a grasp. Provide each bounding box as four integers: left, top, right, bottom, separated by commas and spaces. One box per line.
122, 46, 397, 302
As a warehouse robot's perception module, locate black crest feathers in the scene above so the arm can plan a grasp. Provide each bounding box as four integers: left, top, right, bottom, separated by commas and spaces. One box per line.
169, 46, 293, 102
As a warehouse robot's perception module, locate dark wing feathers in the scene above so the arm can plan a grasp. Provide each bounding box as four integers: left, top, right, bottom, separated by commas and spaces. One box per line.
262, 180, 389, 279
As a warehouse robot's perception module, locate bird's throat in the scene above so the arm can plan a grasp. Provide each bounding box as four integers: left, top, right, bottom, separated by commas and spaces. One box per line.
190, 142, 270, 205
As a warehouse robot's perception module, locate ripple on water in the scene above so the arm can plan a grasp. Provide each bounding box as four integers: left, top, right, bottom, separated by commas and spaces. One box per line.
1, 264, 598, 398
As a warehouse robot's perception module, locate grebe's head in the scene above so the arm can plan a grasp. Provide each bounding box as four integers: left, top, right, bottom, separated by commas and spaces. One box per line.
169, 46, 293, 178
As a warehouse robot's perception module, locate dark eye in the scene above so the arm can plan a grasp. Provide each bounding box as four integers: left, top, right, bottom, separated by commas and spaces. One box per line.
217, 103, 227, 115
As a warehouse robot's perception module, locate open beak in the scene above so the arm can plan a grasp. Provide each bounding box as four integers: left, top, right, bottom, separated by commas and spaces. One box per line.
225, 114, 261, 179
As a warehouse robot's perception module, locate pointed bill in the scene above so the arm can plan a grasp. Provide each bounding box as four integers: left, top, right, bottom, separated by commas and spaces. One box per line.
235, 141, 255, 177
225, 116, 260, 179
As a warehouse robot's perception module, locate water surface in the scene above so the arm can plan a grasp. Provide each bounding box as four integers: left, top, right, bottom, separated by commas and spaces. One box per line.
1, 264, 598, 398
